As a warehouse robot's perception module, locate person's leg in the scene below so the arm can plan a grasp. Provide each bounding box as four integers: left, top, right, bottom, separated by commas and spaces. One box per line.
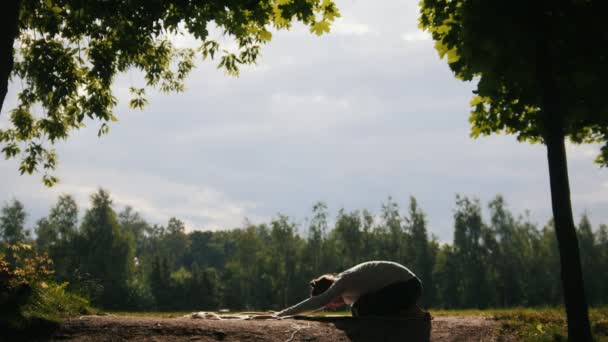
351, 291, 380, 317
401, 277, 422, 310
352, 278, 422, 317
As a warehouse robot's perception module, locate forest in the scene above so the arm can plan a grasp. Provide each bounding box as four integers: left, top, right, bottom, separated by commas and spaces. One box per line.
1, 189, 606, 312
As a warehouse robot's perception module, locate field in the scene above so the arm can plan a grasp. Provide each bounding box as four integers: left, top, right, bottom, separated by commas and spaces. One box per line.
432, 307, 608, 341
96, 307, 608, 341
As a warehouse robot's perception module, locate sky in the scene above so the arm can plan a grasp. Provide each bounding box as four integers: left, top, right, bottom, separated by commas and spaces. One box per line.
1, 0, 607, 242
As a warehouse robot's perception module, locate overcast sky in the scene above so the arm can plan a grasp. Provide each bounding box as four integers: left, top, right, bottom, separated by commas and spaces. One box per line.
1, 0, 607, 241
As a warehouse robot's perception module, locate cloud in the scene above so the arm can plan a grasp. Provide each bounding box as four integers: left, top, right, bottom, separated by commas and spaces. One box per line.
0, 161, 260, 231
402, 30, 431, 42
1, 0, 607, 242
332, 18, 372, 35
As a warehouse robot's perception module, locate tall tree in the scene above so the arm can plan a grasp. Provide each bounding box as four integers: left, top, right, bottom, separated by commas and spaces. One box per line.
405, 196, 434, 306
118, 206, 150, 255
433, 244, 459, 308
35, 194, 79, 280
577, 214, 599, 305
419, 1, 607, 338
0, 0, 339, 185
488, 196, 524, 306
0, 199, 28, 243
161, 217, 189, 270
306, 202, 328, 275
379, 196, 407, 262
78, 189, 134, 308
452, 195, 490, 307
268, 215, 299, 307
333, 209, 363, 268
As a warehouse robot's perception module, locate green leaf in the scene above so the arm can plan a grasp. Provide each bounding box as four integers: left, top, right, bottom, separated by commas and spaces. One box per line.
310, 21, 331, 36
536, 324, 545, 334
259, 30, 272, 42
446, 48, 460, 64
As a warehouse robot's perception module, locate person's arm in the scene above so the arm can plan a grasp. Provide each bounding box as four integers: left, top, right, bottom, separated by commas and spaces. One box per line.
277, 279, 345, 317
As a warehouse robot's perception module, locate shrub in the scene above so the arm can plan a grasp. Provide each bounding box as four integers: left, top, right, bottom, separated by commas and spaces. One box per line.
0, 243, 90, 333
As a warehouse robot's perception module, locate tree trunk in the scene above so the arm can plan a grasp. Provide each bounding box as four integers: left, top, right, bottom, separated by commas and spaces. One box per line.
543, 120, 593, 341
0, 0, 21, 114
535, 7, 593, 338
537, 65, 593, 342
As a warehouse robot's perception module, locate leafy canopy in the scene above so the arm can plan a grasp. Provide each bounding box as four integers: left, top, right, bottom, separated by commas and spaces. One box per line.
418, 0, 608, 164
1, 0, 340, 185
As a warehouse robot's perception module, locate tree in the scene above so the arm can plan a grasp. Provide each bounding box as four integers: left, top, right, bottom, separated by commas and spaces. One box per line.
1, 0, 340, 185
35, 194, 79, 280
597, 224, 608, 305
405, 196, 434, 306
268, 215, 299, 307
379, 196, 407, 262
433, 244, 458, 308
149, 255, 171, 309
577, 214, 600, 305
161, 217, 189, 269
419, 1, 606, 338
306, 202, 328, 275
333, 209, 362, 268
78, 189, 134, 308
452, 195, 491, 308
0, 199, 28, 243
488, 196, 525, 307
118, 206, 150, 255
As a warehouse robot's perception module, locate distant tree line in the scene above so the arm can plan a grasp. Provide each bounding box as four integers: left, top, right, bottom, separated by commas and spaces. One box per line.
1, 189, 606, 311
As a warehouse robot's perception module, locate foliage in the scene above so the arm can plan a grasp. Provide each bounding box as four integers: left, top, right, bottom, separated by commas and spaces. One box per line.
494, 307, 608, 342
418, 0, 608, 163
76, 189, 135, 309
419, 2, 604, 339
0, 243, 89, 333
6, 189, 608, 313
0, 199, 28, 243
431, 307, 608, 341
1, 0, 340, 185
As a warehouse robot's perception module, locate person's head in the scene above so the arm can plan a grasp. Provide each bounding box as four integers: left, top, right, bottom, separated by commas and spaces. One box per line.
309, 274, 336, 296
309, 274, 344, 309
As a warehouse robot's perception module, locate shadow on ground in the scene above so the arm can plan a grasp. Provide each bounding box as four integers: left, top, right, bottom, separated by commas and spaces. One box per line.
294, 316, 431, 342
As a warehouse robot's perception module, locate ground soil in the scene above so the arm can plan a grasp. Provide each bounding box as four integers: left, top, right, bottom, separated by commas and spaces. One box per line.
32, 314, 515, 342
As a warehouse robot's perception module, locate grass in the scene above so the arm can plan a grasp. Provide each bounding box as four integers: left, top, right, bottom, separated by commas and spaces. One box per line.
431, 307, 608, 342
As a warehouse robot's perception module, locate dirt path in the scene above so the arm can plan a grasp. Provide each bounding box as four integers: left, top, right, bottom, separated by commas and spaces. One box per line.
45, 315, 510, 342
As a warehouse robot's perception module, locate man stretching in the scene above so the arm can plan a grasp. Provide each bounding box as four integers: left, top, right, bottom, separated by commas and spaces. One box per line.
277, 261, 426, 317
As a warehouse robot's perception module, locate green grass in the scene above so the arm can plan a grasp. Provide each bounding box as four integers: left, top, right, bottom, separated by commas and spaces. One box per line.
431, 307, 608, 342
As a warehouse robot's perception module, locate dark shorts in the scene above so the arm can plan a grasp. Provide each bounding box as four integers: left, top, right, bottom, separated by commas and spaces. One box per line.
351, 277, 422, 317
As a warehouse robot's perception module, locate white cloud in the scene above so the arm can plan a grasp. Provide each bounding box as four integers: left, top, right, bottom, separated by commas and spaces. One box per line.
1, 0, 607, 242
566, 141, 600, 161
0, 162, 258, 231
171, 32, 199, 49
402, 30, 431, 42
332, 18, 371, 35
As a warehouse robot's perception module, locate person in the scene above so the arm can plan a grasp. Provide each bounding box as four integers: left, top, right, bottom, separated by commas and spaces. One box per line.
277, 261, 424, 317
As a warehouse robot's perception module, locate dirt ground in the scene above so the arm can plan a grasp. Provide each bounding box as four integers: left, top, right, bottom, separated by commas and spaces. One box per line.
41, 314, 514, 342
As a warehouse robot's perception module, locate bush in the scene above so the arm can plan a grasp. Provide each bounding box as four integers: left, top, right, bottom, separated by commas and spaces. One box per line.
0, 243, 91, 334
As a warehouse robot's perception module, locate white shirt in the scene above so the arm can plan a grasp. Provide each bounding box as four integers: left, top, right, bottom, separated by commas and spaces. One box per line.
277, 261, 416, 316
